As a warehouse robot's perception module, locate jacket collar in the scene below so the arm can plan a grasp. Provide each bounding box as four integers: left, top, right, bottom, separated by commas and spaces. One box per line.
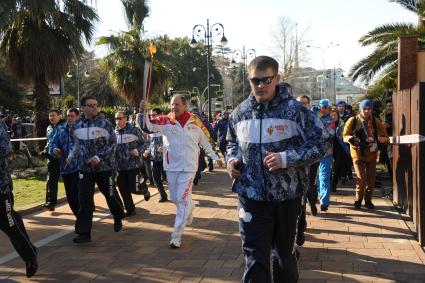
248, 83, 291, 110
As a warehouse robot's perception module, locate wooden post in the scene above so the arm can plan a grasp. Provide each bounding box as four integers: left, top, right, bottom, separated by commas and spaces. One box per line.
398, 36, 418, 91
415, 53, 425, 245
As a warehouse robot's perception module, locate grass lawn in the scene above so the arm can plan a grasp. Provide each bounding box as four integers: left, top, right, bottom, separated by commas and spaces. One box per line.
12, 175, 66, 212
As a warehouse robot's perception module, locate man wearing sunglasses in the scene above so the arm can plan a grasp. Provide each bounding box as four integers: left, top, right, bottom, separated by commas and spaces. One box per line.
68, 95, 125, 243
114, 111, 149, 217
226, 56, 330, 282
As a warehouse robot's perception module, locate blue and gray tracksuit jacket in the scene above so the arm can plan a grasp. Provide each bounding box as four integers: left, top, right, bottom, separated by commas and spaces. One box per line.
115, 123, 148, 171
226, 83, 331, 202
148, 132, 164, 162
44, 121, 65, 158
49, 124, 79, 175
0, 121, 13, 194
69, 115, 116, 173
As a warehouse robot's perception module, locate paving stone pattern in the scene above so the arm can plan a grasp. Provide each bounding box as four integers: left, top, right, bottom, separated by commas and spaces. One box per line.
0, 169, 424, 282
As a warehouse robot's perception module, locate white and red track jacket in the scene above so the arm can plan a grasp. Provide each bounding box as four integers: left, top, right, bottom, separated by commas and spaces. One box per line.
138, 112, 219, 172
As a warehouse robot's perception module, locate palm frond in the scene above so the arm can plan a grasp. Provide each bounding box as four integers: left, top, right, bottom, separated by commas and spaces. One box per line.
389, 0, 424, 14
359, 23, 418, 46
349, 45, 398, 83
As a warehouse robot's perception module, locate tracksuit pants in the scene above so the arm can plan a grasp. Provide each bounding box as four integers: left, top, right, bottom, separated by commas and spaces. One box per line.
306, 162, 319, 209
353, 159, 377, 202
166, 171, 196, 242
0, 191, 37, 262
238, 195, 301, 283
62, 172, 80, 218
318, 155, 333, 206
76, 170, 125, 236
117, 168, 139, 213
45, 157, 60, 206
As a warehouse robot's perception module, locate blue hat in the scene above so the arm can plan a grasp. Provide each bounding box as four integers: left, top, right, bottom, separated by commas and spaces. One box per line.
319, 99, 329, 107
359, 99, 373, 110
336, 100, 346, 106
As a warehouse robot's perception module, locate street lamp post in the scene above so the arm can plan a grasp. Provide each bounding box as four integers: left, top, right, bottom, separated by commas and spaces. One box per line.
66, 58, 89, 104
190, 19, 227, 121
231, 46, 256, 96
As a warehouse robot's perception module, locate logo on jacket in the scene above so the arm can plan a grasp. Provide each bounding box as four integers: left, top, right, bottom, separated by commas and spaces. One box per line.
275, 124, 288, 134
267, 125, 274, 136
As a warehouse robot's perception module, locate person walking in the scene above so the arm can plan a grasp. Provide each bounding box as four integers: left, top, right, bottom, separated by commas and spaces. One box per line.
226, 56, 330, 282
330, 109, 350, 192
214, 111, 229, 160
343, 99, 389, 209
42, 109, 65, 211
144, 108, 168, 202
115, 111, 148, 217
68, 95, 125, 243
317, 99, 335, 211
0, 120, 38, 278
49, 108, 81, 218
138, 94, 223, 248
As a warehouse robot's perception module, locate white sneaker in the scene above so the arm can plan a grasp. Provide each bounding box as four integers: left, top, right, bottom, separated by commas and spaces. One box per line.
169, 239, 181, 249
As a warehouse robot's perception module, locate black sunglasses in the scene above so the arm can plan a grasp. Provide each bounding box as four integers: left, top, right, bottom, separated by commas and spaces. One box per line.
249, 75, 276, 85
115, 117, 125, 120
84, 104, 98, 108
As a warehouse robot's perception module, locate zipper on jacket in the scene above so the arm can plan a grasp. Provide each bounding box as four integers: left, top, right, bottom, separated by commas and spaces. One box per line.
257, 103, 268, 201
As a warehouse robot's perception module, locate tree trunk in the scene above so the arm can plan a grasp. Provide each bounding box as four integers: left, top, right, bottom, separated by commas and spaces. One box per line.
33, 73, 50, 152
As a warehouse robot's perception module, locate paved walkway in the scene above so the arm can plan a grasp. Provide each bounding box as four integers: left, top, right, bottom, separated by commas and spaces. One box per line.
0, 169, 424, 282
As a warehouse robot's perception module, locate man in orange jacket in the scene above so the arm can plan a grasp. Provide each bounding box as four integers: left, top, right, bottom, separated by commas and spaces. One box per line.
343, 99, 389, 209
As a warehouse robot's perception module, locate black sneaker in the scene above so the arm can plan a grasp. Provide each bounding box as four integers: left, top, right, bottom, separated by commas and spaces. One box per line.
365, 201, 375, 209
158, 198, 168, 203
42, 203, 55, 211
310, 204, 318, 216
25, 255, 38, 278
144, 191, 151, 201
114, 218, 123, 232
354, 200, 362, 209
296, 232, 305, 246
125, 210, 136, 217
320, 205, 328, 212
73, 234, 91, 244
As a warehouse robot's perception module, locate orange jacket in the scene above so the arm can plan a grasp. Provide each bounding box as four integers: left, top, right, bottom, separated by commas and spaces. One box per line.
343, 115, 389, 162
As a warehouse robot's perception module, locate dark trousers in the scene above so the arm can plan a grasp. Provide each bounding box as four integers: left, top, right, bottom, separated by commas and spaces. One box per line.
0, 191, 37, 262
76, 170, 125, 235
152, 161, 167, 200
142, 157, 154, 184
238, 195, 301, 283
62, 172, 80, 218
117, 169, 138, 213
45, 157, 60, 206
306, 162, 319, 208
297, 196, 307, 236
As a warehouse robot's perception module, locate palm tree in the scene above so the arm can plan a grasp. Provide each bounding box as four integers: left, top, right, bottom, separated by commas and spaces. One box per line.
0, 0, 98, 138
349, 0, 425, 85
97, 0, 154, 106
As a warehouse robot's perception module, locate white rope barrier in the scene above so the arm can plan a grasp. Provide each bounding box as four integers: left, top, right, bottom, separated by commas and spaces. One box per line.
10, 137, 47, 142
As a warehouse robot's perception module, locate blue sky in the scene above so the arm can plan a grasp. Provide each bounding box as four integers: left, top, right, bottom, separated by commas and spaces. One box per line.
93, 0, 417, 73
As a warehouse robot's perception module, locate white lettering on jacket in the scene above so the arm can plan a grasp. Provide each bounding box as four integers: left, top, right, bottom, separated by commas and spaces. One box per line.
235, 118, 299, 143
116, 134, 138, 144
74, 127, 110, 140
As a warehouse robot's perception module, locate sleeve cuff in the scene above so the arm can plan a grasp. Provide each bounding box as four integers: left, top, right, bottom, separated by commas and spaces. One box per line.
279, 152, 287, 169
93, 155, 100, 162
